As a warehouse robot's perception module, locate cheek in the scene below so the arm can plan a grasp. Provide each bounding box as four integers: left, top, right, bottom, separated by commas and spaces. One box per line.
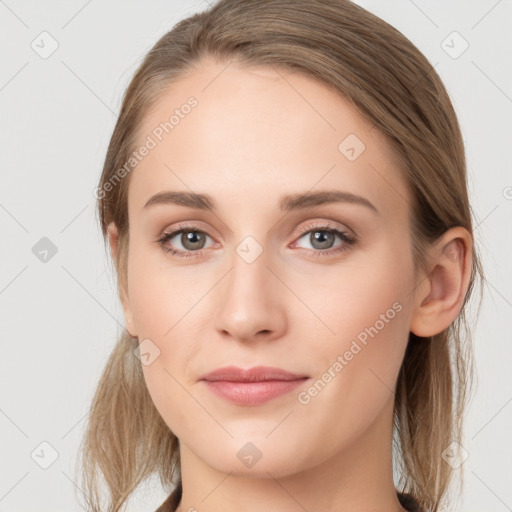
129, 257, 204, 438
291, 243, 414, 412
126, 239, 205, 340
126, 243, 209, 427
288, 240, 414, 347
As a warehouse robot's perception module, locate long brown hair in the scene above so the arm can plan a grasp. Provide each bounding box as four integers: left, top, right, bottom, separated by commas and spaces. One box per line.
77, 1, 484, 510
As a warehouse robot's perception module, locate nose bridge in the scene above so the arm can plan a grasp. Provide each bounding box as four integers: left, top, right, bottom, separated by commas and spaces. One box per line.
227, 235, 272, 306
214, 233, 286, 340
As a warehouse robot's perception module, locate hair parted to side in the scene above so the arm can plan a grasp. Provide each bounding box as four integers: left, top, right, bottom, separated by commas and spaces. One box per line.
77, 1, 484, 511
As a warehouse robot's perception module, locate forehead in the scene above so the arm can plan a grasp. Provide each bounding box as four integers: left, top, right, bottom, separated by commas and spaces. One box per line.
129, 57, 409, 219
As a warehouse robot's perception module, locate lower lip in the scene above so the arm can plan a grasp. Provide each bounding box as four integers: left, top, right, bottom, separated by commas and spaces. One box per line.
203, 379, 307, 406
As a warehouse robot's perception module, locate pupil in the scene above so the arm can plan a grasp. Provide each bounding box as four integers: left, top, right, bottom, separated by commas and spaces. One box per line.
312, 230, 333, 249
183, 231, 204, 250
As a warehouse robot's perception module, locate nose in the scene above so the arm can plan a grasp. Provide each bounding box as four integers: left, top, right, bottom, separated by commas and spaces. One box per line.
214, 244, 287, 343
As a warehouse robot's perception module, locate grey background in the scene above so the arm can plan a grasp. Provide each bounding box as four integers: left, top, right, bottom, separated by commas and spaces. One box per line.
0, 0, 511, 510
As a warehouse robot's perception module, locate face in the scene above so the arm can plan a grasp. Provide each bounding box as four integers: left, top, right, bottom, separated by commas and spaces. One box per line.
118, 57, 419, 478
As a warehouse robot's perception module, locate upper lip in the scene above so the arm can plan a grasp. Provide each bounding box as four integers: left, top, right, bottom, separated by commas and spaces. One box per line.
201, 365, 308, 382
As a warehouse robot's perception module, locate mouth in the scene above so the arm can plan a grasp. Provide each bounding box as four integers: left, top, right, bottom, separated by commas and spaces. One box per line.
200, 365, 309, 406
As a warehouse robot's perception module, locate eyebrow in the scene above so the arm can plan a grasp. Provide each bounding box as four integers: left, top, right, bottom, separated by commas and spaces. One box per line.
143, 189, 379, 214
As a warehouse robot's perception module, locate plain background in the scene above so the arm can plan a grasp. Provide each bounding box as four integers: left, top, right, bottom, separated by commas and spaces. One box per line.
0, 1, 511, 510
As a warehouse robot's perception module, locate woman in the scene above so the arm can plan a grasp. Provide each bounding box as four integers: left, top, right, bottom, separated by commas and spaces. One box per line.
79, 1, 483, 511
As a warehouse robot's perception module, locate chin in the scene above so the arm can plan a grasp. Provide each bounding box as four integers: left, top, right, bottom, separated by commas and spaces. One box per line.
197, 438, 311, 479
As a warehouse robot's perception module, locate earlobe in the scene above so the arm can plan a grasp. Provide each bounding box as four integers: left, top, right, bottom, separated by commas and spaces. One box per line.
107, 221, 120, 262
106, 221, 138, 338
122, 306, 138, 339
410, 227, 473, 337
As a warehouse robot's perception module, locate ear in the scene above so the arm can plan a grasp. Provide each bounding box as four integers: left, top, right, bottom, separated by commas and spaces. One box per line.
410, 227, 473, 337
107, 222, 138, 338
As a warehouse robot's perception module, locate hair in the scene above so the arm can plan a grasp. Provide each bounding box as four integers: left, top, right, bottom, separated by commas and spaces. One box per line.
77, 1, 484, 511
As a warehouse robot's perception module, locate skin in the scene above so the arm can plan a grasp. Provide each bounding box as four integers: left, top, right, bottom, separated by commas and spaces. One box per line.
108, 57, 473, 512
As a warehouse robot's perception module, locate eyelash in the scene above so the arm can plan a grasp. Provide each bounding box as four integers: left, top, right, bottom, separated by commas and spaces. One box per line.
156, 222, 357, 259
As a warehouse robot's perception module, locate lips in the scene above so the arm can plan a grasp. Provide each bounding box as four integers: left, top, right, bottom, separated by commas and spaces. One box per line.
200, 365, 308, 383
200, 366, 309, 406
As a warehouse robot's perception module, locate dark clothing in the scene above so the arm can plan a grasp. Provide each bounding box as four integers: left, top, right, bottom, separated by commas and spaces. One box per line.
397, 491, 424, 512
155, 483, 425, 512
155, 483, 181, 512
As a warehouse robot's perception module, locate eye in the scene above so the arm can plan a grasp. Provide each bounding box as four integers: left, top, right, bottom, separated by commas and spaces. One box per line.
157, 224, 215, 258
292, 223, 356, 256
